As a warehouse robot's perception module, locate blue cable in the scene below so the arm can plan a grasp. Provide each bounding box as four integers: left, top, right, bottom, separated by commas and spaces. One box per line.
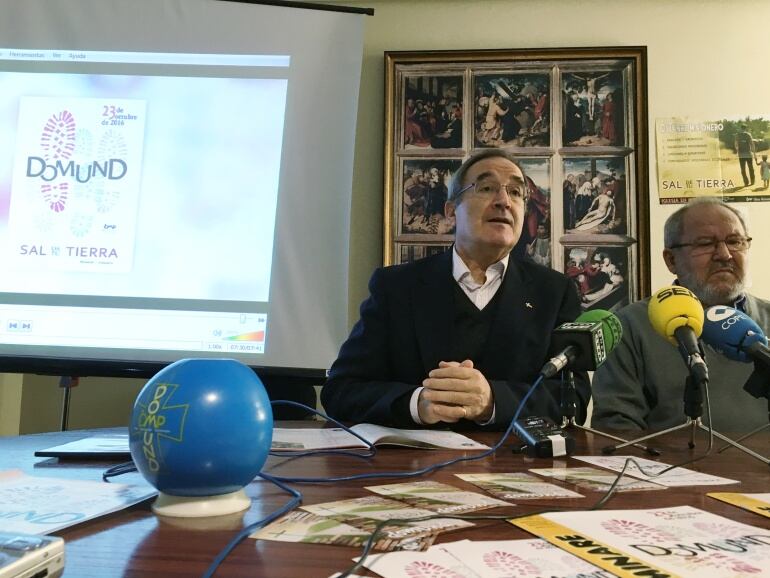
105, 375, 548, 576
269, 400, 377, 459
268, 374, 545, 484
201, 472, 302, 578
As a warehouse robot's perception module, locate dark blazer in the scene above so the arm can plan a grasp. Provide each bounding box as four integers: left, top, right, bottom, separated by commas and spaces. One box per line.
321, 251, 590, 430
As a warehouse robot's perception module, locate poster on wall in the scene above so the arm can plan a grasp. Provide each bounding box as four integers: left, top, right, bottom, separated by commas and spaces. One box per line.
656, 116, 770, 204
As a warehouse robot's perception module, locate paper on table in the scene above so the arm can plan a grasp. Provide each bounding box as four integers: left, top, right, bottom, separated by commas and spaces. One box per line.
301, 496, 473, 540
529, 467, 665, 492
365, 480, 512, 514
271, 423, 489, 451
360, 541, 481, 578
0, 470, 156, 534
456, 473, 584, 500
440, 539, 613, 578
359, 538, 612, 578
513, 505, 770, 578
251, 509, 436, 552
573, 455, 740, 486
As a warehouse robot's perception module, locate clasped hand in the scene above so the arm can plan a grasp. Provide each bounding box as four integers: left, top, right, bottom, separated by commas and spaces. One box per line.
418, 360, 494, 425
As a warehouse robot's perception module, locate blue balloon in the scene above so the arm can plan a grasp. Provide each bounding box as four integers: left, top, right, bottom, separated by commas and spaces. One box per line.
129, 358, 273, 497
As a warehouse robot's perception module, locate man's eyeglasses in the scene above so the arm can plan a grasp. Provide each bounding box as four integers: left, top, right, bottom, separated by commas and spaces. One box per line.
455, 179, 528, 202
668, 236, 752, 256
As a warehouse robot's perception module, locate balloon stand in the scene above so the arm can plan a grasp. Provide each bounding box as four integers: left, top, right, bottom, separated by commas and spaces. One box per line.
152, 489, 251, 518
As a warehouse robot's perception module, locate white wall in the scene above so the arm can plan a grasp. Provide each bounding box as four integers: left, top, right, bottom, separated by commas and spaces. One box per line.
5, 0, 770, 432
342, 0, 770, 319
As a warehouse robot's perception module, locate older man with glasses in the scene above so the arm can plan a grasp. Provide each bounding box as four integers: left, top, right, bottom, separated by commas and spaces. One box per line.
322, 149, 589, 429
592, 197, 770, 433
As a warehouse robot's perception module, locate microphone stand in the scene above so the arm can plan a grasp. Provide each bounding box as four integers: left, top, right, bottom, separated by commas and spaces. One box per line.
717, 420, 769, 450
717, 372, 770, 454
602, 375, 770, 466
559, 370, 660, 456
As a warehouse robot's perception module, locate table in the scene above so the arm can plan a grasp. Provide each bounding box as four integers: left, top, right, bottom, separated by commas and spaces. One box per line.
1, 424, 769, 577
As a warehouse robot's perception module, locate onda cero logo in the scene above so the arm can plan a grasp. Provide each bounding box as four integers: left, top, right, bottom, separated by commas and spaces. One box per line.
706, 306, 738, 322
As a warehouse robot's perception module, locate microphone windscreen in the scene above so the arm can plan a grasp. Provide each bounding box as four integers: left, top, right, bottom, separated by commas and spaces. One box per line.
648, 286, 704, 346
701, 306, 768, 362
575, 309, 623, 353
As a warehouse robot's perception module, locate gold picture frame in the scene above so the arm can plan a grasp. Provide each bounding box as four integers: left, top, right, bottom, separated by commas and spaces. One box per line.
384, 47, 650, 310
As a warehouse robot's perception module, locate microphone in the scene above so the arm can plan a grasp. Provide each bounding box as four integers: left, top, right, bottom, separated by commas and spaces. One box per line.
540, 309, 623, 378
648, 285, 708, 384
701, 306, 770, 399
701, 306, 769, 362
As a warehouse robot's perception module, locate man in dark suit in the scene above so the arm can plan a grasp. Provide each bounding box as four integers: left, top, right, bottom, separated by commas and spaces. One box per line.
321, 149, 589, 429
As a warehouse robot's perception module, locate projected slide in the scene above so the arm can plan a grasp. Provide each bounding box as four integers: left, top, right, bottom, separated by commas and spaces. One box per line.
0, 50, 289, 304
0, 49, 289, 354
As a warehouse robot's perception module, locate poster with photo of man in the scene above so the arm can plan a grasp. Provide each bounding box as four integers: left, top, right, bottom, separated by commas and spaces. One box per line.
656, 115, 770, 203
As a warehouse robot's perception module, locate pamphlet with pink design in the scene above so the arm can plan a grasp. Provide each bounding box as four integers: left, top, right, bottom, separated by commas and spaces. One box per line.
514, 505, 770, 578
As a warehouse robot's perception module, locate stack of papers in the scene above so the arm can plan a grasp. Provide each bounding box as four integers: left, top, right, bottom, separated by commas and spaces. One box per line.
254, 496, 473, 552
251, 509, 437, 551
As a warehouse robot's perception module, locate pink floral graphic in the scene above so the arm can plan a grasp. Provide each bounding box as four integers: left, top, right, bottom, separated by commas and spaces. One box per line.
693, 522, 747, 539
601, 518, 678, 542
404, 561, 466, 578
41, 110, 76, 160
680, 551, 762, 574
483, 550, 540, 574
39, 110, 76, 213
41, 182, 69, 213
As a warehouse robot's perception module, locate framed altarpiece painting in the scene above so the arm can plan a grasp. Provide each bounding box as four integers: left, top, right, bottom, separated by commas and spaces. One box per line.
383, 47, 650, 312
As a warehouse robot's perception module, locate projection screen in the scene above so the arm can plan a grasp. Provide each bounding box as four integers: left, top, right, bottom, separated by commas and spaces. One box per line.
0, 0, 365, 378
